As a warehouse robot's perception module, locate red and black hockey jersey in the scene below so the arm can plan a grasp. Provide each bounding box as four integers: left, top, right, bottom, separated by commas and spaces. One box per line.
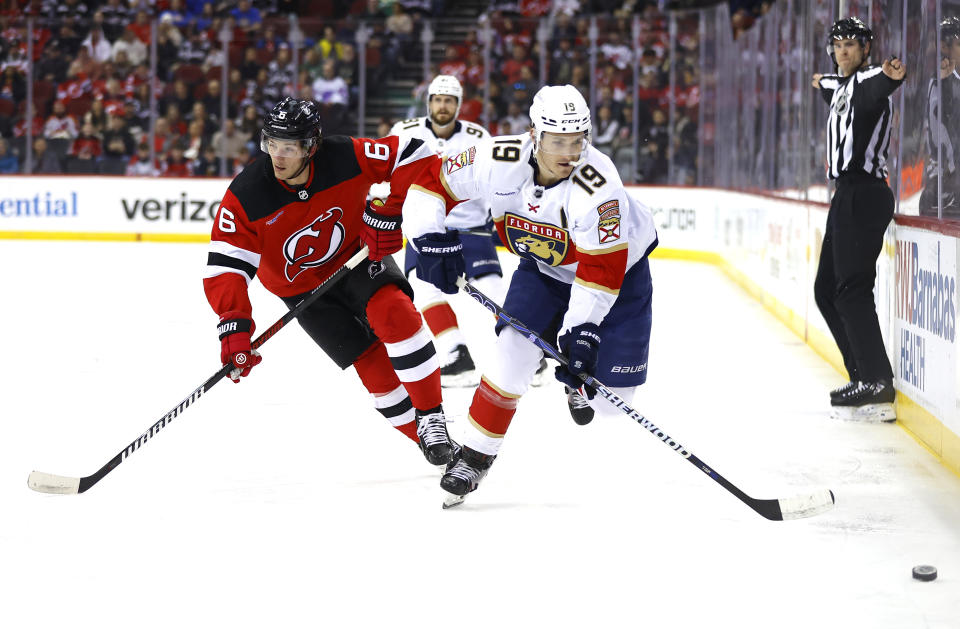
204, 135, 436, 319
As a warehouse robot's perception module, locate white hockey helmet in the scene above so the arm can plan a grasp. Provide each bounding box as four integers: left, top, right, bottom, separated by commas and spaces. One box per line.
529, 85, 592, 164
427, 74, 462, 120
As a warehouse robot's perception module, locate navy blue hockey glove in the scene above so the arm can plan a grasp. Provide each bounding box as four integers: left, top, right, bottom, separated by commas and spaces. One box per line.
555, 323, 601, 396
413, 231, 465, 295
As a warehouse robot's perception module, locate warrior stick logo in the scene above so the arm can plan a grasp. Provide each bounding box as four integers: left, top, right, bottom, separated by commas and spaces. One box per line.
122, 388, 205, 460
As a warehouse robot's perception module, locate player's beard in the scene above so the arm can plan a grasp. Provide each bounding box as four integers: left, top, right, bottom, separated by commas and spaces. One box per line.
430, 110, 455, 128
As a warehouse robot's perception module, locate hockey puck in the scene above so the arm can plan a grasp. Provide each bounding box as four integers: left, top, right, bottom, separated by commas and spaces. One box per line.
912, 565, 937, 582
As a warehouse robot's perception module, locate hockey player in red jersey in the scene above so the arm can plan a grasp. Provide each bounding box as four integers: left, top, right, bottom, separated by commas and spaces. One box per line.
203, 97, 455, 466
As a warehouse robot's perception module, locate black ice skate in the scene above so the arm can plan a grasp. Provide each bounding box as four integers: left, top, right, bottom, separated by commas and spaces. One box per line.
441, 446, 495, 507
830, 380, 896, 422
566, 386, 595, 425
415, 406, 455, 465
829, 381, 859, 405
440, 344, 478, 388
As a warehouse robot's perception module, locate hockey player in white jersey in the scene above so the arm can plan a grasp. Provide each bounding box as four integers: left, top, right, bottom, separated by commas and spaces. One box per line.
400, 84, 658, 500
386, 75, 506, 387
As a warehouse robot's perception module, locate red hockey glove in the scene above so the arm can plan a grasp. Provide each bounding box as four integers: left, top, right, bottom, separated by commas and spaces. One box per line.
361, 198, 403, 260
218, 312, 262, 383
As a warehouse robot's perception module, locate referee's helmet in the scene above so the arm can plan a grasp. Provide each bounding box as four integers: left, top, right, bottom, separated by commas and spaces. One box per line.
826, 17, 873, 64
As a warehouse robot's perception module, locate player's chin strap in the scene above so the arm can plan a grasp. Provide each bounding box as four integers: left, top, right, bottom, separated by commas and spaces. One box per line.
453, 275, 836, 521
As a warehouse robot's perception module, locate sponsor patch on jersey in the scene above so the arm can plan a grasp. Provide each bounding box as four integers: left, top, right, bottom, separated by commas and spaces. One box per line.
503, 213, 572, 267
446, 146, 476, 175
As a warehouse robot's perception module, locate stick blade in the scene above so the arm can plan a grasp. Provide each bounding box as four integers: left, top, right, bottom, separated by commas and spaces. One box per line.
778, 489, 836, 520
28, 471, 81, 495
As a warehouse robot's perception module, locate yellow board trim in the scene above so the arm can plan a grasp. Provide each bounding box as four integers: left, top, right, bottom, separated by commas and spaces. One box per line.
653, 246, 960, 480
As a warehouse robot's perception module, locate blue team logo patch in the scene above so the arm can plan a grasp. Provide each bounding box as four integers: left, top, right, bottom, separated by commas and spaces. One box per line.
503, 213, 571, 267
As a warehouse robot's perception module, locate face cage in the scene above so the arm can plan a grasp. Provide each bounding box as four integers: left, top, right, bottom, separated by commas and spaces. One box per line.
260, 131, 317, 159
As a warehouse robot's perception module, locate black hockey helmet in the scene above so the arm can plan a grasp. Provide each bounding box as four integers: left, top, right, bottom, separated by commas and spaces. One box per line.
261, 97, 321, 155
826, 17, 873, 62
942, 16, 960, 43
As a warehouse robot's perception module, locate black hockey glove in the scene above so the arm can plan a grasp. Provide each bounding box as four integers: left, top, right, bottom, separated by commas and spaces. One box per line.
360, 198, 403, 260
413, 231, 465, 295
555, 323, 601, 396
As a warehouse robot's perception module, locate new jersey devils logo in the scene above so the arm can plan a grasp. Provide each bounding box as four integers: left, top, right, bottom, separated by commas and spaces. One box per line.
283, 207, 345, 282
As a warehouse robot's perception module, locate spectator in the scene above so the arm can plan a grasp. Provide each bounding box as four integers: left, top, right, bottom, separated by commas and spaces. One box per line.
302, 48, 324, 82
312, 58, 349, 106
316, 25, 344, 61
438, 44, 466, 82
161, 79, 194, 119
112, 26, 148, 67
600, 31, 632, 71
128, 10, 152, 46
80, 14, 113, 63
211, 117, 249, 161
100, 0, 130, 43
126, 142, 159, 176
0, 66, 25, 103
69, 121, 102, 159
0, 136, 18, 173
30, 136, 64, 173
163, 141, 192, 177
83, 98, 108, 135
102, 113, 135, 158
188, 100, 218, 136
312, 60, 349, 133
385, 3, 414, 62
182, 118, 209, 161
593, 104, 620, 155
459, 83, 483, 122
44, 100, 78, 140
237, 104, 262, 142
192, 143, 220, 176
375, 116, 393, 138
231, 0, 262, 34
501, 100, 530, 133
239, 47, 260, 82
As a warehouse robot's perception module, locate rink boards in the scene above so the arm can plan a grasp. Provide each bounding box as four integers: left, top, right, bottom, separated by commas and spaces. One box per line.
1, 174, 958, 476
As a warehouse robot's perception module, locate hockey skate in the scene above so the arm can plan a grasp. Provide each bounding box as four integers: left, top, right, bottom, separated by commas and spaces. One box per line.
566, 386, 595, 425
415, 406, 455, 465
830, 380, 896, 423
829, 381, 859, 403
441, 446, 495, 508
440, 344, 478, 388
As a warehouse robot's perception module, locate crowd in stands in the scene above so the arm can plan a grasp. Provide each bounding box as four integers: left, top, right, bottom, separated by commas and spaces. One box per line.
0, 0, 758, 182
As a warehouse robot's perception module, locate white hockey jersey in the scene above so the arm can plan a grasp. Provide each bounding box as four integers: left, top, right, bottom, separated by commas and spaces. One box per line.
403, 133, 658, 333
374, 117, 491, 230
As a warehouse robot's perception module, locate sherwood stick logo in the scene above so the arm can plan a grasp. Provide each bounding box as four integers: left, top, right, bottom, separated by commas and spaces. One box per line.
601, 388, 691, 458
121, 387, 205, 460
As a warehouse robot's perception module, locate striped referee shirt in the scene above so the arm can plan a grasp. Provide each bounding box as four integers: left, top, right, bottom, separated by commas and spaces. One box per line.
819, 66, 904, 179
924, 71, 960, 178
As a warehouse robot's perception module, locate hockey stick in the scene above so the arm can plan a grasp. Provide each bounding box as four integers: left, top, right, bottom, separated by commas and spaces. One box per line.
456, 277, 836, 521
28, 246, 374, 495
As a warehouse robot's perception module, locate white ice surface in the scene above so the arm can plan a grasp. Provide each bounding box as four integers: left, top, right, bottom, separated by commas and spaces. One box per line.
2, 240, 959, 628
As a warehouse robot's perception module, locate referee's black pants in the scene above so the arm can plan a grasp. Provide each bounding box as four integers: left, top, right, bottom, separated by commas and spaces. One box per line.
814, 172, 895, 383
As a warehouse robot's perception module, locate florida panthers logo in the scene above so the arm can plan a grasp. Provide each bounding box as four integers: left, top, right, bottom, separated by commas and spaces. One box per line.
283, 207, 345, 281
503, 213, 572, 267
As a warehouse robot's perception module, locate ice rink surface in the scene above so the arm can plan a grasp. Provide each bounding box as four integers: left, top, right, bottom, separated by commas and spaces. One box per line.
2, 240, 959, 628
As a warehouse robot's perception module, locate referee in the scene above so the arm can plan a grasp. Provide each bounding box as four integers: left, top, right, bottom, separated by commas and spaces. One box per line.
811, 17, 905, 422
